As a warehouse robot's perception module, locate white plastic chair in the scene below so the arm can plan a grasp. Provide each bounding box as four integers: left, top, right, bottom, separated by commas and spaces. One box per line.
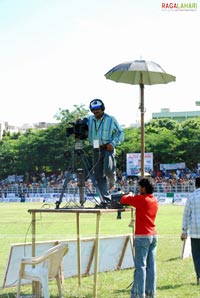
16, 243, 68, 298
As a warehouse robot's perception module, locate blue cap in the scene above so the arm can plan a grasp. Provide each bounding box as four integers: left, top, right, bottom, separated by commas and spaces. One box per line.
90, 99, 102, 110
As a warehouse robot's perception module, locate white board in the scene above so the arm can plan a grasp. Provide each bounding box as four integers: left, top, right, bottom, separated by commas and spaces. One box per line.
2, 234, 134, 288
180, 237, 192, 259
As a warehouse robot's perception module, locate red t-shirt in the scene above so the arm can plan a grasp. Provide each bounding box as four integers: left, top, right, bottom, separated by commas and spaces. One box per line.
120, 193, 158, 236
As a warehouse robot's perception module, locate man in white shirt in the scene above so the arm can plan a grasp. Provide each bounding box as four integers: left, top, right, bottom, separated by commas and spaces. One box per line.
181, 176, 200, 285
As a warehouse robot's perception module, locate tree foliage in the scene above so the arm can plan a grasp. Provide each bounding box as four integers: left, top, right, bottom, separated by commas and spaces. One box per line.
1, 106, 200, 180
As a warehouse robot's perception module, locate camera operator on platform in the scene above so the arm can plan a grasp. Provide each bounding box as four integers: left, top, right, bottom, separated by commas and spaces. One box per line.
87, 99, 124, 201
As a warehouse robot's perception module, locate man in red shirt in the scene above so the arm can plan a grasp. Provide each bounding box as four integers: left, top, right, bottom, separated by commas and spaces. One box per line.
120, 178, 158, 298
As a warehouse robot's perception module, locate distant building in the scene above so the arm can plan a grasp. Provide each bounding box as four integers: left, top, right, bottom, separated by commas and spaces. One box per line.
0, 121, 19, 139
0, 121, 58, 140
33, 122, 57, 129
20, 122, 57, 132
152, 108, 200, 122
121, 121, 140, 129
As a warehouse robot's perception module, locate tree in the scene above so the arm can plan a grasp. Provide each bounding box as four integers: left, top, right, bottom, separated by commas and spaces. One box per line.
1, 106, 200, 180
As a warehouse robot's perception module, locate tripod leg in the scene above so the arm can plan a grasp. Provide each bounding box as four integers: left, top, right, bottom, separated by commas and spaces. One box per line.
77, 150, 105, 204
55, 172, 71, 209
77, 168, 85, 206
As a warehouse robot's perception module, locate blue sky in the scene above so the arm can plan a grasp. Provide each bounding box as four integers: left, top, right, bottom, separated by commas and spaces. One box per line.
0, 0, 199, 126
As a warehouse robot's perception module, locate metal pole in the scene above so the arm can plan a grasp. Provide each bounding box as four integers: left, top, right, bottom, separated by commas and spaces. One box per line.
140, 83, 145, 178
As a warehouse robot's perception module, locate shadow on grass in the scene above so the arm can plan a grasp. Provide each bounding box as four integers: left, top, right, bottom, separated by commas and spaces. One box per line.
157, 281, 199, 291
0, 294, 92, 298
165, 256, 181, 262
157, 283, 182, 290
0, 293, 16, 298
113, 288, 130, 297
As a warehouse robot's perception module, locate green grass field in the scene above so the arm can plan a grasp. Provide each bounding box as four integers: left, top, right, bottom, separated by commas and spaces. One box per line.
0, 202, 199, 298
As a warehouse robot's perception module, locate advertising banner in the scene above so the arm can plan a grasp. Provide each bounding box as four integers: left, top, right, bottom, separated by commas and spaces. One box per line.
160, 162, 186, 170
126, 152, 153, 176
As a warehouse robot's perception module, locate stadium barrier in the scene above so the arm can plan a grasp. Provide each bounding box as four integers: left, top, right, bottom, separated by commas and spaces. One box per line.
0, 188, 190, 205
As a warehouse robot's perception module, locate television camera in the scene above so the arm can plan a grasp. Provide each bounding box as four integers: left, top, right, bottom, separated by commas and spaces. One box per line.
66, 118, 88, 140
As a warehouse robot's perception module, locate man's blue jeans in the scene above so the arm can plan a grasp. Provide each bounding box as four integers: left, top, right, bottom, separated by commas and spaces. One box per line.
131, 235, 158, 298
93, 149, 116, 198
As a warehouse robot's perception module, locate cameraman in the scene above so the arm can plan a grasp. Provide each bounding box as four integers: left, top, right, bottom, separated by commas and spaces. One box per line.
120, 178, 158, 298
87, 99, 124, 201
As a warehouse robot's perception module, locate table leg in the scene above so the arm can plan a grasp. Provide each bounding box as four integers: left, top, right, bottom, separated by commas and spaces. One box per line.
131, 208, 135, 259
131, 208, 135, 234
76, 212, 81, 287
31, 212, 37, 296
93, 212, 101, 298
32, 212, 36, 257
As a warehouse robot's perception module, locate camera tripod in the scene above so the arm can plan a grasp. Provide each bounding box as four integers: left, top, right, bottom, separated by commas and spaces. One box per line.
55, 140, 105, 209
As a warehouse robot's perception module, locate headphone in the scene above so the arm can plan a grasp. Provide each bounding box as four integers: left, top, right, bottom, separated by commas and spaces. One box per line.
89, 99, 105, 111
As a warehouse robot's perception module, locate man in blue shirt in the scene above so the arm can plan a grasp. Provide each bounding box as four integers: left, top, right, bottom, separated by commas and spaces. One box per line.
87, 99, 124, 201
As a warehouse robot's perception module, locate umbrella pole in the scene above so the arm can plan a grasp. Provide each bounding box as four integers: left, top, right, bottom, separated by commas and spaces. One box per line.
140, 83, 145, 178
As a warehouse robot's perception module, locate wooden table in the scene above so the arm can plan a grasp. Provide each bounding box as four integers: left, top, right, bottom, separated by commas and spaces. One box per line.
28, 207, 130, 298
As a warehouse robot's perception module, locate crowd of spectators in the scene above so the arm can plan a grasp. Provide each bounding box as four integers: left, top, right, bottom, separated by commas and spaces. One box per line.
116, 168, 200, 193
0, 172, 65, 198
0, 167, 200, 198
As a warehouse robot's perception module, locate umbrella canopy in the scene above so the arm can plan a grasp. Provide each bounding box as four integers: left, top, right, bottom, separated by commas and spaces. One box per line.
105, 60, 176, 177
105, 60, 176, 85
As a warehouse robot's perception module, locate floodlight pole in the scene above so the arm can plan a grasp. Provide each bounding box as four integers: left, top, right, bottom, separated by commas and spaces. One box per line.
140, 82, 145, 178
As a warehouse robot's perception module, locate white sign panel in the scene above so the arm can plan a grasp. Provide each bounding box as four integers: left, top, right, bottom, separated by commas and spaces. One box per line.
160, 162, 186, 171
126, 153, 153, 176
2, 235, 134, 288
173, 193, 188, 205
